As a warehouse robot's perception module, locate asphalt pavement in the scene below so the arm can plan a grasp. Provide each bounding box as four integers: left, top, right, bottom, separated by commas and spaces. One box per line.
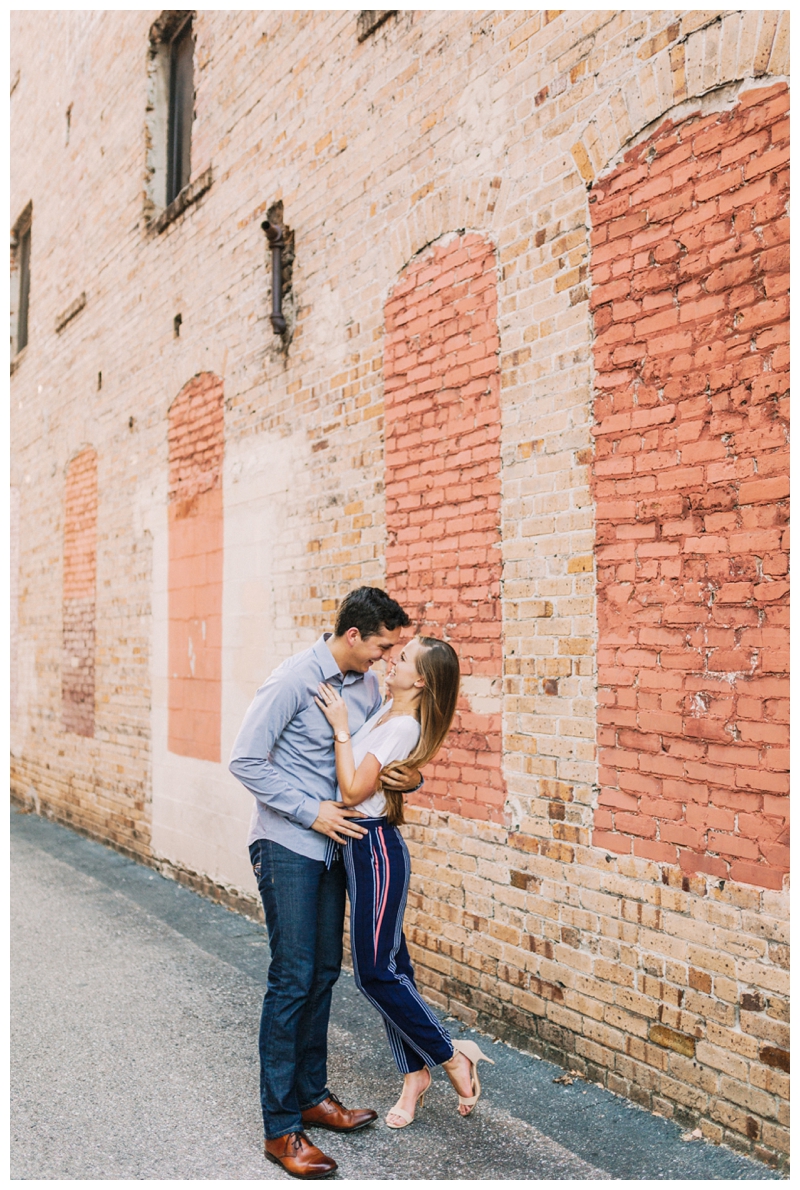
11, 806, 782, 1180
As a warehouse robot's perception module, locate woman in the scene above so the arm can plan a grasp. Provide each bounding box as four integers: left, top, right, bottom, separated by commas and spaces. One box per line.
315, 635, 494, 1129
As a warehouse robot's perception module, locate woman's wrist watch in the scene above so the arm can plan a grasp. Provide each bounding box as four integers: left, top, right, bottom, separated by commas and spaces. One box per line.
335, 730, 350, 743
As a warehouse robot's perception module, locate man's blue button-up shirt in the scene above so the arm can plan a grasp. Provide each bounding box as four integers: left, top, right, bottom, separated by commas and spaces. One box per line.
229, 634, 382, 860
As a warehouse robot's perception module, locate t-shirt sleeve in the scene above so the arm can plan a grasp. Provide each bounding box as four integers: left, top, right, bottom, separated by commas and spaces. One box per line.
365, 718, 420, 768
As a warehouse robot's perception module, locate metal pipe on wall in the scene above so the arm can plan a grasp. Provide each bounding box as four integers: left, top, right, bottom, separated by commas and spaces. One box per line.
261, 218, 287, 335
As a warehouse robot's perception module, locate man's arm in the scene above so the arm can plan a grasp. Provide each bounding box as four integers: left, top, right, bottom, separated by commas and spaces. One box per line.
364, 679, 423, 794
228, 674, 321, 829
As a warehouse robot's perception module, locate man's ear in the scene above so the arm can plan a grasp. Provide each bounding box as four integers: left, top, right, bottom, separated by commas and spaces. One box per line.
345, 627, 361, 647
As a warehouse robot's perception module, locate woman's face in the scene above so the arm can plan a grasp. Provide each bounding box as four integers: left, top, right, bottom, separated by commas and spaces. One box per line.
385, 636, 424, 696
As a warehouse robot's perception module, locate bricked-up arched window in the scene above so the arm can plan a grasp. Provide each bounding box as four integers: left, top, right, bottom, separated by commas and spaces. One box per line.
590, 83, 789, 890
384, 233, 505, 822
168, 373, 224, 762
62, 447, 97, 737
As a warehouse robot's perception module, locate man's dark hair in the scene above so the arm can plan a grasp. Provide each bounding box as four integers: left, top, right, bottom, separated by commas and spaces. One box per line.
334, 586, 410, 638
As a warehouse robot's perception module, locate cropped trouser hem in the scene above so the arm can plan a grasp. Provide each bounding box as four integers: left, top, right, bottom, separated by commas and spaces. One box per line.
344, 817, 455, 1074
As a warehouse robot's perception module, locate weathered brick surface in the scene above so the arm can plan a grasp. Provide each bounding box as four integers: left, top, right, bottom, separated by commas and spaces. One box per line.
10, 9, 789, 1167
168, 372, 224, 762
385, 234, 504, 821
62, 448, 97, 737
401, 811, 789, 1167
590, 84, 790, 890
11, 486, 20, 724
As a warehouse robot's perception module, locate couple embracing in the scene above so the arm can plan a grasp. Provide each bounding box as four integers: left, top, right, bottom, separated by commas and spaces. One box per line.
229, 587, 493, 1178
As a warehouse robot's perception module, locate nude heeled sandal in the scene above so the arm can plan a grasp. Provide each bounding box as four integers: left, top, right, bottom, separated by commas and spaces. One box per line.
385, 1068, 431, 1129
449, 1039, 495, 1114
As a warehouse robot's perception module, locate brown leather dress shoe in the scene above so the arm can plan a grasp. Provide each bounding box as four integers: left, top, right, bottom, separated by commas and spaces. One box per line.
264, 1132, 337, 1179
301, 1092, 378, 1133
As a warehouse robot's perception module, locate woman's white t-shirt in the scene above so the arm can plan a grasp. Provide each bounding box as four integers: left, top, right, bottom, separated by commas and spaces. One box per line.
344, 699, 421, 817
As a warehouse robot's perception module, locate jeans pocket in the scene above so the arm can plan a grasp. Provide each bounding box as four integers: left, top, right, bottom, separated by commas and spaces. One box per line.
249, 840, 263, 883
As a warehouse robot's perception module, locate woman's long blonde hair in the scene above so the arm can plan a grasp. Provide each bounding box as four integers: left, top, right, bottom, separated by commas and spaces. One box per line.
379, 636, 460, 826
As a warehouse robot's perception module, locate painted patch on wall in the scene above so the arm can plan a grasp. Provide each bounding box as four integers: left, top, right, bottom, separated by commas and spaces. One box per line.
590, 84, 789, 889
168, 372, 224, 762
384, 233, 505, 822
62, 447, 97, 736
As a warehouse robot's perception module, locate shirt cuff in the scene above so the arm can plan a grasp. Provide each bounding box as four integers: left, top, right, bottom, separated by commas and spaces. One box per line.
295, 799, 321, 830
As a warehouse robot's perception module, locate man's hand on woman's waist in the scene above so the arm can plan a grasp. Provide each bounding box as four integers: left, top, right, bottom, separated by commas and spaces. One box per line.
311, 800, 368, 844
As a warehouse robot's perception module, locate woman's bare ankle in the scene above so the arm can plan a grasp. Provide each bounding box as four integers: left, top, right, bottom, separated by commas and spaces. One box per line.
443, 1052, 472, 1097
443, 1051, 466, 1073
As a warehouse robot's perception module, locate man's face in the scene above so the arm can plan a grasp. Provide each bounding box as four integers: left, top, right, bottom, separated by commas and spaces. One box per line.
344, 624, 403, 673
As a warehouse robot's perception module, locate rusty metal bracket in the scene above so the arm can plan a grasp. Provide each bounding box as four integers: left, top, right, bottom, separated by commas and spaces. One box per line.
261, 216, 287, 335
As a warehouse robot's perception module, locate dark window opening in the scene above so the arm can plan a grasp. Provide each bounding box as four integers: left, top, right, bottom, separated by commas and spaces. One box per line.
173, 312, 182, 337
167, 18, 194, 205
66, 103, 72, 145
17, 223, 31, 353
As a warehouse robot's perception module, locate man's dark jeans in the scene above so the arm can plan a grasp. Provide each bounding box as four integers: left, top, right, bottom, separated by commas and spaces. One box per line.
249, 837, 346, 1140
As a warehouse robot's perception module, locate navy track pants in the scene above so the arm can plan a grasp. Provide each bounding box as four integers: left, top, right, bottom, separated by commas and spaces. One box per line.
343, 817, 455, 1073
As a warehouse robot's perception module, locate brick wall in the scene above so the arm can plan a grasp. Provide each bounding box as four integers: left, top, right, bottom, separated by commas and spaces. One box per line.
403, 812, 789, 1161
11, 9, 789, 1168
11, 486, 20, 725
385, 233, 505, 822
168, 373, 224, 762
62, 447, 97, 737
590, 83, 789, 890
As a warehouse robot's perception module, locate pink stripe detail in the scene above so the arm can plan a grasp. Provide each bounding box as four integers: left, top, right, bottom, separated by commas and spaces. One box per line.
372, 841, 381, 915
373, 827, 391, 963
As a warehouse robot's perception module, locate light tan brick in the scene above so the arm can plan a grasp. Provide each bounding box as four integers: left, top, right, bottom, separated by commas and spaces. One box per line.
11, 11, 789, 1170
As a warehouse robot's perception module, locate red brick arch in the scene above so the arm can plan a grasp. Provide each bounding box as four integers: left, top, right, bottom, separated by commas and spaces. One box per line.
168, 372, 224, 762
384, 232, 505, 822
590, 84, 789, 889
62, 446, 97, 737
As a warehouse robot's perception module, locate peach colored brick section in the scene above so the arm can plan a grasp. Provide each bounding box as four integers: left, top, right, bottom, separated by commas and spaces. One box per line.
384, 234, 505, 822
168, 372, 224, 762
590, 84, 789, 890
62, 447, 97, 737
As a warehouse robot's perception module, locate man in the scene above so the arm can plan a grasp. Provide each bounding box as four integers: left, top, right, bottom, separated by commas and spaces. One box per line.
229, 587, 418, 1178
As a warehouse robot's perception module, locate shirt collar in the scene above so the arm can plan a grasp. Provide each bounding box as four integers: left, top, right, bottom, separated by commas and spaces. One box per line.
314, 632, 368, 687
314, 633, 343, 680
